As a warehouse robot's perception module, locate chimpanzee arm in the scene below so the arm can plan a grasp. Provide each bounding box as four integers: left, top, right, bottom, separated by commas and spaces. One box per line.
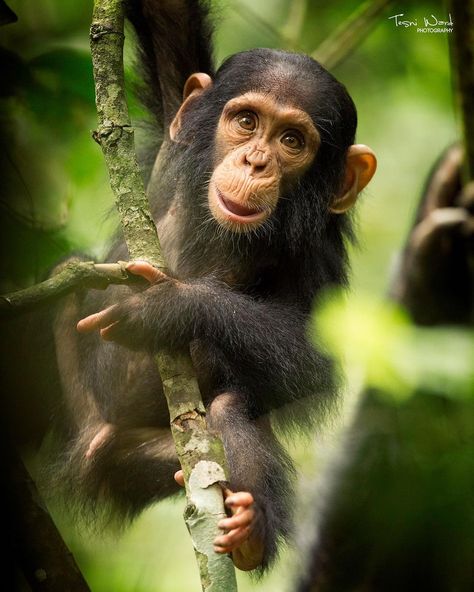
126, 0, 214, 129
207, 392, 295, 571
78, 268, 334, 412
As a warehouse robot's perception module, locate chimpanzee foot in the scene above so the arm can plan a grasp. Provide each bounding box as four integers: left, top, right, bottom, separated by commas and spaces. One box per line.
85, 422, 116, 459
174, 469, 264, 570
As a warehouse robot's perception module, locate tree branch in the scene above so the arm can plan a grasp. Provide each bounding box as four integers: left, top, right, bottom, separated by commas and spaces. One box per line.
0, 261, 132, 316
90, 1, 237, 590
311, 0, 394, 70
449, 0, 474, 182
9, 453, 91, 592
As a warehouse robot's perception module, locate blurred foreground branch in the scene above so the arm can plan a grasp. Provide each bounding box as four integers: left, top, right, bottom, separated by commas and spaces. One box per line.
9, 453, 91, 592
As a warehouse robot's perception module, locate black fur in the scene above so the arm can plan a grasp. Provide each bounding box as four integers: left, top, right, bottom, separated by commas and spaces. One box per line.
126, 0, 215, 131
12, 0, 360, 573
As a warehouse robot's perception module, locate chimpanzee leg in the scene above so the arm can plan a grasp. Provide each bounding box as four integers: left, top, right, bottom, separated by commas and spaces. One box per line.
207, 392, 295, 569
48, 292, 181, 519
42, 417, 182, 520
82, 425, 181, 513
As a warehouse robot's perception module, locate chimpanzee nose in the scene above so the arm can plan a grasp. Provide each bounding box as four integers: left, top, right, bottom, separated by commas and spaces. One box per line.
244, 146, 271, 175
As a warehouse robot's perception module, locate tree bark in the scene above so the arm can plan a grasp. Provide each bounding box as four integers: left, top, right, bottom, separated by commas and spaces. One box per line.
89, 1, 237, 590
0, 261, 133, 316
449, 0, 474, 182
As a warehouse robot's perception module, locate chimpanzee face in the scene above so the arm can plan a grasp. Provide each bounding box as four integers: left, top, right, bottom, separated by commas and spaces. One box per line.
208, 92, 320, 233
170, 69, 376, 236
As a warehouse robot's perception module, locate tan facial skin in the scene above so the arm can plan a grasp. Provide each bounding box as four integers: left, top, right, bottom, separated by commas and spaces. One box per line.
170, 73, 377, 231
209, 92, 320, 232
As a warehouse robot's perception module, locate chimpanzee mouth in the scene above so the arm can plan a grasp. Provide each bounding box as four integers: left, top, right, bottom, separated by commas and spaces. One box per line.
215, 186, 268, 224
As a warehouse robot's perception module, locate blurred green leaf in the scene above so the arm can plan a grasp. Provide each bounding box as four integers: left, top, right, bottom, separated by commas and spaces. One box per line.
312, 291, 474, 402
30, 49, 95, 104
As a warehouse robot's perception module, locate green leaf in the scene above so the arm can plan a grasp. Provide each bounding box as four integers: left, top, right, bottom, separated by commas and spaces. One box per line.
30, 49, 95, 104
312, 290, 474, 402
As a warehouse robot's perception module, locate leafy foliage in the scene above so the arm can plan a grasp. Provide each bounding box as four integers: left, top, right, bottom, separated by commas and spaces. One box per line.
314, 291, 474, 401
1, 1, 463, 590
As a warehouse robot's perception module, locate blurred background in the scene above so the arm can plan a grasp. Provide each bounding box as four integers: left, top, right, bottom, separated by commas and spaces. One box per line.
0, 1, 465, 591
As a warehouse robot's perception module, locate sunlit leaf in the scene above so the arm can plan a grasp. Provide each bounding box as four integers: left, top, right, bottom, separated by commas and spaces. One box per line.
312, 290, 474, 402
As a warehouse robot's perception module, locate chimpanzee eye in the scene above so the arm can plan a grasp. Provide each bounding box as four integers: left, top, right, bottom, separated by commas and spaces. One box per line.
235, 111, 257, 131
281, 131, 304, 150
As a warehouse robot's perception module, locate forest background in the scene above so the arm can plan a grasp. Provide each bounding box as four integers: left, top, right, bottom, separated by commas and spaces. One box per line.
0, 1, 465, 591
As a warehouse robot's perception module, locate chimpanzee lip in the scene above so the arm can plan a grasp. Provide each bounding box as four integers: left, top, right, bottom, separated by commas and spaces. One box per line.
215, 186, 268, 223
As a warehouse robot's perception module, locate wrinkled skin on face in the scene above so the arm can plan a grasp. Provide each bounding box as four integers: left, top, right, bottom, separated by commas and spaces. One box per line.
208, 92, 320, 232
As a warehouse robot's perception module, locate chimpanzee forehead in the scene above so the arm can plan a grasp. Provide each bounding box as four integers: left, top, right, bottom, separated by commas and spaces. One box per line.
247, 66, 324, 115
214, 49, 357, 148
216, 49, 352, 128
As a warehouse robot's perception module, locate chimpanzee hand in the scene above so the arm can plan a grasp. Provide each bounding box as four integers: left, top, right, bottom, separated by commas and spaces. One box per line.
77, 261, 184, 351
174, 470, 264, 571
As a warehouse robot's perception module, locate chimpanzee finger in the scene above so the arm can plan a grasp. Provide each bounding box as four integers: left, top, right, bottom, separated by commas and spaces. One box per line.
127, 260, 169, 285
100, 321, 121, 341
214, 526, 250, 550
213, 547, 229, 554
77, 305, 121, 333
85, 423, 115, 459
174, 470, 185, 486
98, 317, 146, 349
225, 492, 254, 509
218, 508, 254, 530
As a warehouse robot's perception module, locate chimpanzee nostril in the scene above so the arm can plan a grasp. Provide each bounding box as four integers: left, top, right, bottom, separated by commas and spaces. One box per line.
245, 147, 270, 174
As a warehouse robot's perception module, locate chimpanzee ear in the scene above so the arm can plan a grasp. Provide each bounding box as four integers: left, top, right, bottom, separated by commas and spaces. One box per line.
169, 73, 213, 141
330, 144, 377, 213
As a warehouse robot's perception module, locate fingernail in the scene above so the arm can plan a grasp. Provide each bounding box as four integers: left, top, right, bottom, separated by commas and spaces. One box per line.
127, 259, 147, 267
226, 497, 236, 506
